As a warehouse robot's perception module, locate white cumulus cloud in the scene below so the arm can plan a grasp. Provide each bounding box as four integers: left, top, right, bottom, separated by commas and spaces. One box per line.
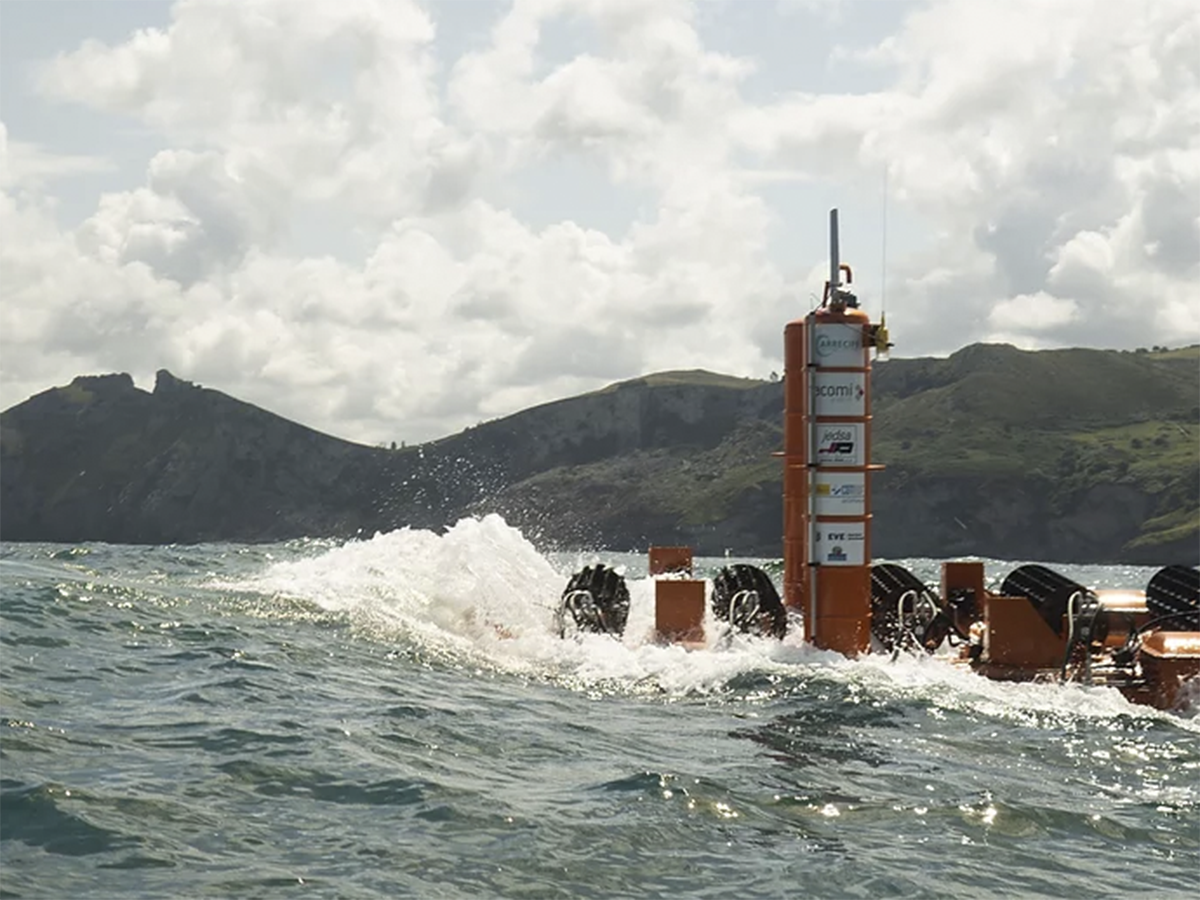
1, 0, 1197, 445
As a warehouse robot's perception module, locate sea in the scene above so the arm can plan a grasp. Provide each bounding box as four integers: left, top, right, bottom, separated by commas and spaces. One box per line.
1, 514, 1196, 899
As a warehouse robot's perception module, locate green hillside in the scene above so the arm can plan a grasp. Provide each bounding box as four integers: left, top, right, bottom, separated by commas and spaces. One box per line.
1, 345, 1196, 563
865, 345, 1198, 557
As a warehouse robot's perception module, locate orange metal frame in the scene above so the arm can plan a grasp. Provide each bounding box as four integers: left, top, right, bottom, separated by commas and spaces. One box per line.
783, 308, 876, 656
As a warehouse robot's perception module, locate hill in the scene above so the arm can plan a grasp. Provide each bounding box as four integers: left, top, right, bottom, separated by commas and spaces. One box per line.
1, 345, 1196, 564
867, 344, 1198, 563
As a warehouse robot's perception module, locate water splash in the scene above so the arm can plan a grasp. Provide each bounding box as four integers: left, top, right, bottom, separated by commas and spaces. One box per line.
226, 515, 806, 691
222, 515, 1200, 728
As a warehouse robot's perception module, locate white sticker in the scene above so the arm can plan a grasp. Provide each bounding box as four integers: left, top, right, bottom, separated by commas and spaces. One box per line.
812, 371, 865, 416
814, 323, 865, 368
814, 423, 864, 467
814, 472, 866, 516
811, 523, 866, 566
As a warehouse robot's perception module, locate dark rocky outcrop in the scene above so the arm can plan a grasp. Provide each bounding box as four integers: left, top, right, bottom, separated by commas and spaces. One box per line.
1, 370, 393, 543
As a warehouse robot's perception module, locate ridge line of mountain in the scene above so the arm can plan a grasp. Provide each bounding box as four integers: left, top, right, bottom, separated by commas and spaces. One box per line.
2, 342, 1197, 564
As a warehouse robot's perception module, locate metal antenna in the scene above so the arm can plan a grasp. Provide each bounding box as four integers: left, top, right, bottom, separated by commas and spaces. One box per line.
880, 166, 888, 317
830, 208, 840, 297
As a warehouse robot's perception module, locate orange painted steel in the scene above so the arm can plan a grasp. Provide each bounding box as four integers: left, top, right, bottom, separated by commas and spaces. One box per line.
649, 546, 694, 576
981, 593, 1066, 670
941, 562, 987, 637
1094, 589, 1151, 647
1094, 590, 1148, 614
812, 615, 872, 654
783, 302, 875, 657
941, 562, 986, 600
1137, 632, 1200, 709
650, 546, 703, 645
655, 579, 706, 644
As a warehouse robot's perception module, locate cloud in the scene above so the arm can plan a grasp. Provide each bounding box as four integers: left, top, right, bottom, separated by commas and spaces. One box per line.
0, 178, 189, 407
0, 124, 113, 191
2, 0, 1198, 446
450, 0, 755, 185
732, 0, 1200, 352
772, 0, 849, 22
988, 291, 1080, 334
36, 0, 482, 223
9, 0, 777, 444
74, 149, 284, 285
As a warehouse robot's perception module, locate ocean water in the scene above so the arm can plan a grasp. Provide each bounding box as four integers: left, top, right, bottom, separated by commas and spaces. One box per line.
1, 515, 1196, 899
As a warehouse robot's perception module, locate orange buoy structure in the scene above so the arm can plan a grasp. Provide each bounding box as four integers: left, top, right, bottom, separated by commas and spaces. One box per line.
772, 214, 1197, 700
557, 206, 1198, 712
783, 209, 889, 655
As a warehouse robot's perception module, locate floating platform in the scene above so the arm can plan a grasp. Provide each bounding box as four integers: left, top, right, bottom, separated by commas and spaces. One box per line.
556, 554, 1200, 712
556, 209, 1200, 713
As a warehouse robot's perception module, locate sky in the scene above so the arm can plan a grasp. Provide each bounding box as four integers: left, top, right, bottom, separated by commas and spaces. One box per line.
1, 0, 1197, 446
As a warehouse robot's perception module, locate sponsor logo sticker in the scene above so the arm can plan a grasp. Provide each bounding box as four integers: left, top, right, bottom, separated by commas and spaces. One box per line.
812, 371, 866, 416
810, 523, 866, 565
814, 423, 863, 466
814, 474, 865, 514
814, 324, 864, 367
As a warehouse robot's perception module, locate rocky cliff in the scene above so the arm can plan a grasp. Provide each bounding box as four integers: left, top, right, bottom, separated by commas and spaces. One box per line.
1, 346, 1196, 564
0, 371, 393, 543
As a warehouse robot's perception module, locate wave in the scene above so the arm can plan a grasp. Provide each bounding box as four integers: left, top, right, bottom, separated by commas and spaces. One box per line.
213, 515, 1200, 732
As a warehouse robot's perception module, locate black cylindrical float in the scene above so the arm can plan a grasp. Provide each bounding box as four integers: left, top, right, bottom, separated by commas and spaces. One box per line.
999, 564, 1091, 636
558, 564, 630, 637
1145, 565, 1200, 630
870, 563, 931, 610
712, 564, 788, 639
869, 563, 946, 650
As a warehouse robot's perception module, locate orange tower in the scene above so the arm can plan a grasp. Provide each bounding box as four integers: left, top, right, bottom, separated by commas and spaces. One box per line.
783, 209, 887, 655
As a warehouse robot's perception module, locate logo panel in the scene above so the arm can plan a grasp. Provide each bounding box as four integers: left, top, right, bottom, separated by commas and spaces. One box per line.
814, 324, 864, 368
814, 423, 863, 467
811, 523, 866, 566
812, 371, 866, 416
814, 472, 866, 516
